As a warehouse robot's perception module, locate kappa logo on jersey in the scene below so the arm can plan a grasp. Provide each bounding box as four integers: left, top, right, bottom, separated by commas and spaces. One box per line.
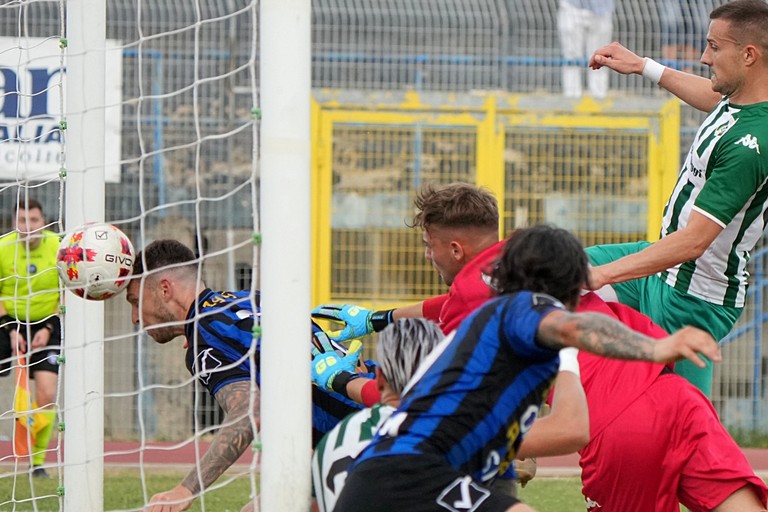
530, 293, 565, 312
585, 497, 602, 509
436, 476, 490, 512
195, 348, 223, 385
735, 134, 761, 154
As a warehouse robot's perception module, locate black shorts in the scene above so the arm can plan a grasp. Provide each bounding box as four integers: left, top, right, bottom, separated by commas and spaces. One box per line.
0, 316, 61, 377
334, 454, 520, 512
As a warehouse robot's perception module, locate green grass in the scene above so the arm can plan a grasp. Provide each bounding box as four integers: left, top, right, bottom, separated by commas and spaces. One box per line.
2, 471, 765, 512
519, 477, 585, 511
0, 470, 585, 512
0, 470, 256, 512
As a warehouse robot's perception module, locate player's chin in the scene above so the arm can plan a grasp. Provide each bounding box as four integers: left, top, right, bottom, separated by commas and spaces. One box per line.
146, 328, 174, 344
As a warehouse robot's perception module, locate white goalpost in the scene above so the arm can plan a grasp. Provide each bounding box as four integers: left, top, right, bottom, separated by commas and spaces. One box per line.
62, 0, 107, 509
259, 0, 313, 509
0, 0, 291, 510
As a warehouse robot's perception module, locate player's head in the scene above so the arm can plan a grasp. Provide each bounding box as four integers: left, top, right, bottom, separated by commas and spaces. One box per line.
491, 224, 588, 311
703, 0, 768, 96
409, 182, 499, 286
13, 198, 46, 248
376, 318, 443, 399
126, 239, 199, 344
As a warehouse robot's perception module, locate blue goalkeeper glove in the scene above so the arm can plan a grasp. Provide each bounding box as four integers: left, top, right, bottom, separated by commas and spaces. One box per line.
311, 327, 348, 358
311, 304, 395, 342
311, 339, 363, 392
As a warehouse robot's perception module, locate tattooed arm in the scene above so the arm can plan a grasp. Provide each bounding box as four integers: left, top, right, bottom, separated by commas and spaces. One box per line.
536, 310, 721, 367
144, 380, 259, 512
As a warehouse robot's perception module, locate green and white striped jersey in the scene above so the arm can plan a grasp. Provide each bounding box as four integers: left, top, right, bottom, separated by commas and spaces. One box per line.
661, 98, 768, 308
312, 403, 394, 512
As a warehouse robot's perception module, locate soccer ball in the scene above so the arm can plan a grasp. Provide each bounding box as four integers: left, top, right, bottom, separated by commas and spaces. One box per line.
57, 223, 135, 300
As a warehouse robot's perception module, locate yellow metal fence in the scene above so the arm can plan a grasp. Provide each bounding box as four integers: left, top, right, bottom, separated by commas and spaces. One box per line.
312, 91, 680, 309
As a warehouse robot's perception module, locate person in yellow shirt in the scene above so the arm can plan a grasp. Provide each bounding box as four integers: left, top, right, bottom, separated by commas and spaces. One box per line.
0, 198, 61, 478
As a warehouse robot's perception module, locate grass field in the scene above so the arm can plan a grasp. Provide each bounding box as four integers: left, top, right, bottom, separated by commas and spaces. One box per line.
3, 470, 765, 511
0, 470, 586, 511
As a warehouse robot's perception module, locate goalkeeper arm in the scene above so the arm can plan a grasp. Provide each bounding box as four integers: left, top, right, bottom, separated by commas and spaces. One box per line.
311, 304, 395, 341
311, 302, 426, 342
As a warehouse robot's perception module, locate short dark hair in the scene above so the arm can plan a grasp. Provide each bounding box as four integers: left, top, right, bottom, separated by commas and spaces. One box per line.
14, 198, 44, 218
133, 239, 197, 277
491, 224, 588, 308
711, 0, 768, 53
409, 182, 498, 231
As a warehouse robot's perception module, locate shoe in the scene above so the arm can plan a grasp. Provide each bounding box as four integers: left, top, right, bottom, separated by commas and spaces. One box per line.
32, 466, 51, 479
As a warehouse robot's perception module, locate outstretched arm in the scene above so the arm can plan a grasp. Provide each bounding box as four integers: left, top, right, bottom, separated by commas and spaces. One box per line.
589, 42, 721, 112
144, 381, 259, 512
537, 310, 720, 367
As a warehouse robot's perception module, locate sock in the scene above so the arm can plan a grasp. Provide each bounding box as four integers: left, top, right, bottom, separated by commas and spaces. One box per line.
31, 410, 56, 466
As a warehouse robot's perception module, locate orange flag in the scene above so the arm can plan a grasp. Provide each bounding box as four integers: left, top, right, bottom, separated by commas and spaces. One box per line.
13, 356, 49, 457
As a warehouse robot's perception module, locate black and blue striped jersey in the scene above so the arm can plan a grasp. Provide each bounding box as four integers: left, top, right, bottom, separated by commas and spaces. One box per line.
183, 288, 369, 444
355, 291, 564, 483
185, 289, 259, 396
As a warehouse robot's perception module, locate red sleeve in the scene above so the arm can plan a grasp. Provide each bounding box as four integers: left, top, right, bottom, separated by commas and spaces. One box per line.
422, 294, 448, 323
360, 379, 381, 407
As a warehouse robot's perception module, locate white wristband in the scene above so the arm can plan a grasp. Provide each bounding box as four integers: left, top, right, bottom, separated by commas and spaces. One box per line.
558, 347, 580, 377
641, 57, 665, 85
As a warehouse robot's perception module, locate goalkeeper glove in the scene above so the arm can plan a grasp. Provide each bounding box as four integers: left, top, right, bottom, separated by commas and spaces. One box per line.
311, 339, 363, 393
311, 304, 394, 341
311, 327, 348, 358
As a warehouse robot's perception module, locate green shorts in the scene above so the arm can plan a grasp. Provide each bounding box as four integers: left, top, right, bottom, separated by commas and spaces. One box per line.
586, 242, 742, 397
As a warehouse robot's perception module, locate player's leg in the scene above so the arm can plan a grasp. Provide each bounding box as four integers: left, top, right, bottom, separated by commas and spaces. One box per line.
637, 281, 741, 397
557, 1, 584, 98
584, 13, 612, 99
28, 319, 60, 473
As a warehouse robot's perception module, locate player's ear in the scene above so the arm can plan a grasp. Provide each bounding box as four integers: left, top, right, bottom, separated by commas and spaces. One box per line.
449, 240, 464, 261
375, 367, 387, 393
158, 277, 173, 300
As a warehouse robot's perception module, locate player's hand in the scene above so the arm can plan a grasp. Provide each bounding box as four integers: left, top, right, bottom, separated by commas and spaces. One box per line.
311, 328, 346, 358
653, 326, 721, 368
30, 329, 50, 351
585, 264, 610, 291
10, 331, 27, 355
144, 484, 195, 512
312, 304, 392, 341
589, 42, 645, 75
514, 458, 537, 488
311, 340, 363, 391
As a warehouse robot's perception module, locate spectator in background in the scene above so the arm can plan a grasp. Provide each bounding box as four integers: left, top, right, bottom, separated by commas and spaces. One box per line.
660, 0, 714, 73
558, 0, 615, 99
0, 198, 61, 479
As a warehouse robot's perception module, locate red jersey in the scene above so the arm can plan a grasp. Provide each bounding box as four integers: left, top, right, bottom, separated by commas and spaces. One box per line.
422, 241, 503, 334
575, 292, 670, 439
